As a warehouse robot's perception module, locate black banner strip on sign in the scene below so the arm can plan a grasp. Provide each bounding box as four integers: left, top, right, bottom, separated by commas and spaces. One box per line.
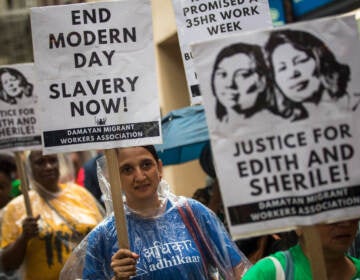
0, 136, 42, 149
43, 122, 160, 147
228, 184, 360, 225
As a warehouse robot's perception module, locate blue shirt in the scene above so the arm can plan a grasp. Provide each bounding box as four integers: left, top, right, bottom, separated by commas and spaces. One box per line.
83, 198, 241, 279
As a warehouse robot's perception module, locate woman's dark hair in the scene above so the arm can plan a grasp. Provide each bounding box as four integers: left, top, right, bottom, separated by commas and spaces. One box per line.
116, 146, 159, 163
199, 142, 216, 179
143, 145, 159, 162
0, 154, 16, 180
236, 230, 298, 260
0, 67, 33, 104
265, 29, 350, 101
211, 43, 270, 121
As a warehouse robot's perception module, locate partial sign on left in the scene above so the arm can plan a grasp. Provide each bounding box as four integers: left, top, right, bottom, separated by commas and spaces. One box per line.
30, 0, 161, 154
0, 63, 41, 151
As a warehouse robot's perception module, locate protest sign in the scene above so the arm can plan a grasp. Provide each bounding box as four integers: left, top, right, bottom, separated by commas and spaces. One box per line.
31, 0, 161, 154
0, 63, 39, 216
31, 0, 161, 249
192, 15, 360, 238
172, 0, 272, 105
0, 63, 41, 152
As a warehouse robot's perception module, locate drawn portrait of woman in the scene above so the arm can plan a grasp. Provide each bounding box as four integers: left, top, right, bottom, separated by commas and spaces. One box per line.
211, 43, 269, 123
0, 67, 33, 105
265, 29, 351, 122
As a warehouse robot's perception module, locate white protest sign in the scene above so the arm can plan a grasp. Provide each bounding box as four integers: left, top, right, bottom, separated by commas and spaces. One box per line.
192, 15, 360, 238
172, 0, 272, 105
0, 63, 41, 151
31, 0, 161, 154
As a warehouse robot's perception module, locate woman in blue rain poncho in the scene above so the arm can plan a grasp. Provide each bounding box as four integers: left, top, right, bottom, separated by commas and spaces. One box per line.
78, 145, 251, 279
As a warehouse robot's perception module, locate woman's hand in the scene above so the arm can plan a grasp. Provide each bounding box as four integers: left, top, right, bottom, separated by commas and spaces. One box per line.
111, 249, 139, 280
21, 215, 40, 242
2, 215, 41, 271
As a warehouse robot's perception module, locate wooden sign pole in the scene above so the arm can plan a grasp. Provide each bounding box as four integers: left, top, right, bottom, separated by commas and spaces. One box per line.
104, 149, 129, 249
14, 151, 33, 217
302, 226, 327, 280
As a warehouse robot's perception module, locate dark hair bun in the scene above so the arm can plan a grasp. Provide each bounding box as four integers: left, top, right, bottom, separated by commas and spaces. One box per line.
199, 142, 216, 178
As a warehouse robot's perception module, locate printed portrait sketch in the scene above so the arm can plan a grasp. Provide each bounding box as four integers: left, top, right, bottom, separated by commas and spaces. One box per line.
210, 28, 356, 123
211, 43, 269, 123
0, 67, 33, 105
265, 29, 352, 122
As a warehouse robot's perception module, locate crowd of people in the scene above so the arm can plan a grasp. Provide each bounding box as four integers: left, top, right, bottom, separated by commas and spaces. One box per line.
0, 29, 358, 277
0, 3, 359, 279
0, 143, 358, 279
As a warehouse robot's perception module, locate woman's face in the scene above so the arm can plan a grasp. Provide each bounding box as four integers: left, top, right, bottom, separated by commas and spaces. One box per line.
317, 219, 359, 257
271, 43, 321, 103
117, 147, 162, 208
214, 53, 264, 114
1, 72, 22, 98
30, 151, 60, 190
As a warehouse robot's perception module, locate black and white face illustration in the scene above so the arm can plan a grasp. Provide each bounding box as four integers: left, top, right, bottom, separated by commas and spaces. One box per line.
264, 28, 353, 122
0, 68, 33, 105
213, 53, 264, 114
1, 71, 22, 98
271, 43, 321, 103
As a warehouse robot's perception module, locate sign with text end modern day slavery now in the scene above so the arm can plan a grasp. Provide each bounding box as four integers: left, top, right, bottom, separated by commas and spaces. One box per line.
30, 0, 161, 154
0, 63, 42, 152
172, 0, 272, 106
191, 15, 360, 238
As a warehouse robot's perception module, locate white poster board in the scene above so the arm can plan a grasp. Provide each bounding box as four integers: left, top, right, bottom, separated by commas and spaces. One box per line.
192, 15, 360, 238
31, 0, 161, 154
0, 63, 41, 151
172, 0, 272, 105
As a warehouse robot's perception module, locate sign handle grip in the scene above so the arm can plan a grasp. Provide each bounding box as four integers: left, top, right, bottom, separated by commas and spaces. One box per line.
105, 149, 129, 249
302, 225, 327, 280
14, 151, 33, 217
